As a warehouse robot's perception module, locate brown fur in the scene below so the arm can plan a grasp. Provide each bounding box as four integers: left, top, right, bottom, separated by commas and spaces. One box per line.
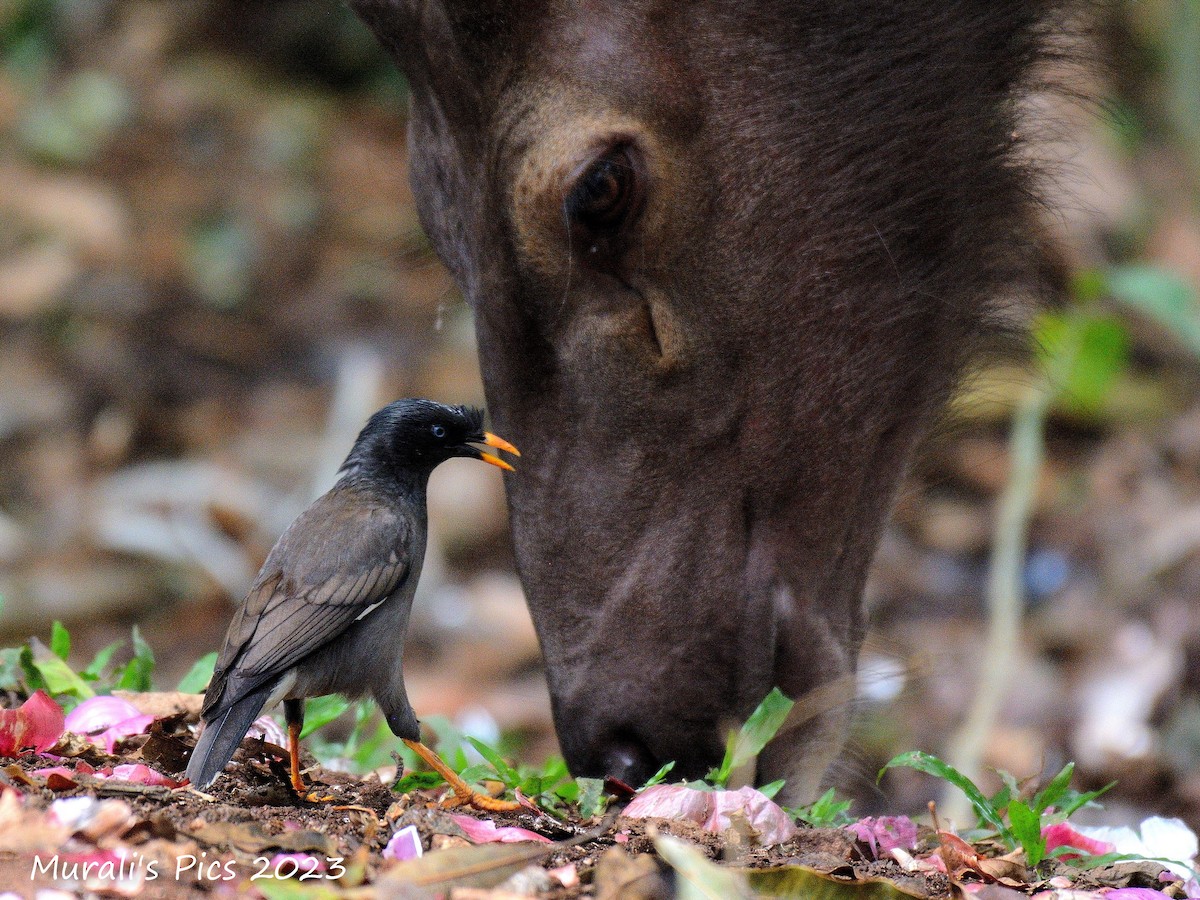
351, 0, 1072, 802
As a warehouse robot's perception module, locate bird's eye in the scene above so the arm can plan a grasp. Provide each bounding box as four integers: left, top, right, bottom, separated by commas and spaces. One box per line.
565, 144, 642, 235
431, 425, 446, 438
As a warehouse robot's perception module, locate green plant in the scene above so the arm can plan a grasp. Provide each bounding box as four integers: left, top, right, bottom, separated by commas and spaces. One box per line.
706, 687, 794, 789
882, 751, 1112, 867
0, 621, 159, 710
788, 788, 855, 828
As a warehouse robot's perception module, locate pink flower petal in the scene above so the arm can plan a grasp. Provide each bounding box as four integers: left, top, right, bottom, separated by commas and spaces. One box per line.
1104, 891, 1174, 900
247, 716, 287, 747
847, 816, 919, 858
450, 815, 551, 844
382, 824, 423, 860
63, 697, 154, 753
624, 783, 712, 822
64, 696, 140, 734
105, 764, 181, 787
0, 691, 65, 755
1043, 822, 1118, 858
703, 786, 797, 846
623, 783, 797, 847
549, 863, 579, 888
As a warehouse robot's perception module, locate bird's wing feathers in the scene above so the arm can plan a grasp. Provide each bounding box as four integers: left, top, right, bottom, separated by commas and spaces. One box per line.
202, 487, 410, 718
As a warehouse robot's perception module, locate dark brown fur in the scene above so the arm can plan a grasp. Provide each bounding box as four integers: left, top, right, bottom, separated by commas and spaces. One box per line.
350, 0, 1068, 802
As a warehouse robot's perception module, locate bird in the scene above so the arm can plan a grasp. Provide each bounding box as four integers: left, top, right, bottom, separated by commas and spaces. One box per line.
185, 398, 521, 810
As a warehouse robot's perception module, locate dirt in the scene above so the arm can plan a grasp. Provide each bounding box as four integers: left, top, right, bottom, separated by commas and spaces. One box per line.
0, 732, 958, 899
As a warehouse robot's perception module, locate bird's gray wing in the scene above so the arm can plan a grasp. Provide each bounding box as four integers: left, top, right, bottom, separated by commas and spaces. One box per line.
201, 486, 410, 719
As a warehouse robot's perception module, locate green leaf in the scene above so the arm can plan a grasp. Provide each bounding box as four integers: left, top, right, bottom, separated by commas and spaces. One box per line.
116, 626, 155, 691
466, 737, 518, 785
1107, 264, 1200, 358
0, 647, 24, 692
881, 751, 1011, 842
300, 695, 352, 739
252, 878, 343, 900
19, 645, 46, 693
640, 760, 676, 790
708, 687, 794, 787
1033, 312, 1130, 415
177, 652, 218, 694
1032, 763, 1074, 815
758, 779, 786, 800
1006, 800, 1045, 867
576, 777, 608, 819
82, 640, 123, 681
1057, 781, 1115, 818
50, 621, 70, 661
393, 770, 446, 793
457, 764, 497, 785
746, 863, 930, 898
990, 769, 1022, 813
788, 788, 854, 828
33, 654, 94, 700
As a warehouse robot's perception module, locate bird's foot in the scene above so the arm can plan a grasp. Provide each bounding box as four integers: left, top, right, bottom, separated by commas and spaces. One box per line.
447, 790, 523, 813
403, 739, 523, 813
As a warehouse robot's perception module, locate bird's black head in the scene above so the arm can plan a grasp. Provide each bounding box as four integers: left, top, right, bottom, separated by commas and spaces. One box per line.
345, 399, 519, 478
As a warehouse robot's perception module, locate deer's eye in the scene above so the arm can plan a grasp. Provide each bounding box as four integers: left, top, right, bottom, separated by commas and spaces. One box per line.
565, 144, 643, 235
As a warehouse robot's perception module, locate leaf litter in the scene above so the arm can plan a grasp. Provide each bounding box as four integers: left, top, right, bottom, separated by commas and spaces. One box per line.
0, 689, 1196, 897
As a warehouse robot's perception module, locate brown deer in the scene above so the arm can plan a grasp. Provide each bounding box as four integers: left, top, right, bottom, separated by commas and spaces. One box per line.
349, 0, 1065, 803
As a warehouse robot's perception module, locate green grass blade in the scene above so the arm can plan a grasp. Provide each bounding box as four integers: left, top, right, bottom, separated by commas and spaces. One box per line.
881, 751, 1011, 841
50, 621, 70, 661
1032, 762, 1074, 815
466, 736, 519, 785
710, 687, 794, 787
1006, 800, 1045, 867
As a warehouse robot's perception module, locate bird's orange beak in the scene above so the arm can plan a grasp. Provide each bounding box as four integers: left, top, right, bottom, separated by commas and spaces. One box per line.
477, 432, 520, 471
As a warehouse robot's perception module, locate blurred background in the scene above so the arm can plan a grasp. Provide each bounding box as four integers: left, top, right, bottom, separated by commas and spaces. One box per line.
1, 0, 1199, 829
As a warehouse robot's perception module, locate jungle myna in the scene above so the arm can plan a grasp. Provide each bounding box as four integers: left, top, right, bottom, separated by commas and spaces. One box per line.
185, 399, 520, 809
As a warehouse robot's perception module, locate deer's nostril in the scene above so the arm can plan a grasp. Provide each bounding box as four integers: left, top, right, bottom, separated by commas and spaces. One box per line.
600, 733, 658, 787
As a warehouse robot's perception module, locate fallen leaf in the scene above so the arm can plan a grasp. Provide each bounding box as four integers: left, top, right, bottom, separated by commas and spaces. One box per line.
139, 714, 192, 772
594, 847, 665, 900
268, 853, 327, 875
377, 840, 555, 892
0, 690, 64, 755
45, 772, 78, 791
746, 863, 931, 898
111, 691, 202, 718
652, 831, 754, 900
190, 820, 334, 855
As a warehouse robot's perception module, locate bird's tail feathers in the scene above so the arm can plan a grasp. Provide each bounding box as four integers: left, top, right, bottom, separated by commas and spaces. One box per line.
185, 682, 274, 788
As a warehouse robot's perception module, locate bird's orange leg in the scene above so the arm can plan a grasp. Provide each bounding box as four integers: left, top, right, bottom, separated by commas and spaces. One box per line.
402, 739, 522, 812
284, 699, 307, 795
